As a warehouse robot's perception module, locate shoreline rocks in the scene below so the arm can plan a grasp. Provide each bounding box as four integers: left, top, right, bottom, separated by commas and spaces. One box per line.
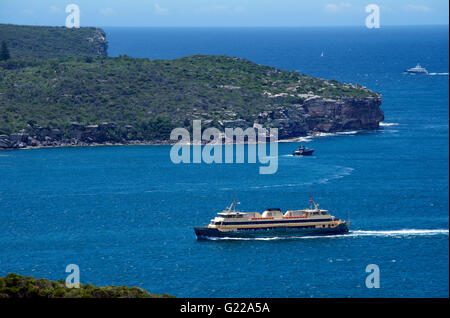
0, 95, 384, 151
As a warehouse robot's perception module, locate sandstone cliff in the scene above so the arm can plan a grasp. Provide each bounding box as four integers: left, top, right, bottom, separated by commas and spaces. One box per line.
0, 94, 384, 149
262, 94, 384, 139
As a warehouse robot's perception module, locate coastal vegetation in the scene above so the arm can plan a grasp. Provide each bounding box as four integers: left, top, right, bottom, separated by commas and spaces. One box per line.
0, 41, 10, 61
0, 24, 107, 60
0, 24, 383, 149
0, 273, 173, 298
0, 54, 378, 137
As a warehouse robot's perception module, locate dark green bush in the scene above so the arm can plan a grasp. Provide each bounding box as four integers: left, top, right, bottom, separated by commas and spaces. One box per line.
0, 273, 173, 298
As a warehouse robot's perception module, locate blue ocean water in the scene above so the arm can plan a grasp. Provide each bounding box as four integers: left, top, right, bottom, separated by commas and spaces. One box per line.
0, 26, 448, 297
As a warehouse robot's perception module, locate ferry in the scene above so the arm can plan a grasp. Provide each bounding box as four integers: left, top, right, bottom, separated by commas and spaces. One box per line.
194, 197, 350, 239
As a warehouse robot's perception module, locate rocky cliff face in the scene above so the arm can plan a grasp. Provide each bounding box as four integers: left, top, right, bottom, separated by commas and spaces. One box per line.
87, 29, 108, 57
303, 95, 384, 132
0, 95, 384, 149
250, 94, 384, 140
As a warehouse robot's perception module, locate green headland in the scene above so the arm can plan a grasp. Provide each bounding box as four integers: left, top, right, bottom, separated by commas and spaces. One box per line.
0, 24, 383, 149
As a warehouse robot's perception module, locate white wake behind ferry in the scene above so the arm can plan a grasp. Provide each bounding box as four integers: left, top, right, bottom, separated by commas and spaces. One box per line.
194, 197, 350, 239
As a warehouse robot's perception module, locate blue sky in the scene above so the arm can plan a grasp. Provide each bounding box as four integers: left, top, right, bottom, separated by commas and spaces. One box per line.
0, 0, 448, 27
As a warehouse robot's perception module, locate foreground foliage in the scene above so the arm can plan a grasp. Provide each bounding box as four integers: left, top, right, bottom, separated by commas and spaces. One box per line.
0, 273, 173, 298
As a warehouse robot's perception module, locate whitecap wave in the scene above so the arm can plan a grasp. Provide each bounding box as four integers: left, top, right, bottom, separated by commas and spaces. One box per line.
310, 131, 359, 138
350, 229, 449, 237
379, 122, 399, 127
279, 136, 312, 143
280, 131, 360, 143
381, 129, 399, 134
336, 131, 359, 135
311, 132, 337, 137
249, 183, 309, 189
281, 153, 317, 158
248, 166, 354, 189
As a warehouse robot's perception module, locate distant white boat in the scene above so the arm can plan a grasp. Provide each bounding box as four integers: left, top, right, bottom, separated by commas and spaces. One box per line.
405, 63, 428, 74
320, 51, 324, 57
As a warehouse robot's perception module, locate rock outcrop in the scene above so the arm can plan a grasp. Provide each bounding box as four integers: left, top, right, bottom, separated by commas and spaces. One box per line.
0, 95, 384, 150
302, 95, 384, 132
87, 29, 108, 57
250, 94, 384, 140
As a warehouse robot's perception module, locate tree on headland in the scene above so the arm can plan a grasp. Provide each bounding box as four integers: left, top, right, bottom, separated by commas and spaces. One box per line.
0, 41, 10, 61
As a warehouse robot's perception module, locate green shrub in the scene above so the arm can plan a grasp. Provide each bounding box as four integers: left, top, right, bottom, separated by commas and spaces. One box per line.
0, 273, 173, 298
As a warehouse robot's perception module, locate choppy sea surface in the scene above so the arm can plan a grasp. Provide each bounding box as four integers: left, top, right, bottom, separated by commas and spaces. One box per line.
0, 26, 448, 297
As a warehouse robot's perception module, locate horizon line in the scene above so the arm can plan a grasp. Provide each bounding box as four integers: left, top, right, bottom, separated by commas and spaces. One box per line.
1, 23, 449, 29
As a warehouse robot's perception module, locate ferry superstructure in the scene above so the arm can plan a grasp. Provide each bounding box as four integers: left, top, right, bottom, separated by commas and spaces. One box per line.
194, 197, 350, 239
